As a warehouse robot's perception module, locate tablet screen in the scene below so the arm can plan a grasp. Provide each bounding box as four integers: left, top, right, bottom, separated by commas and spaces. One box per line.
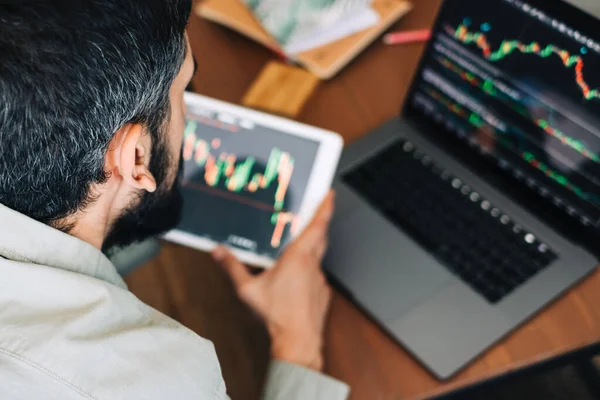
176, 101, 320, 259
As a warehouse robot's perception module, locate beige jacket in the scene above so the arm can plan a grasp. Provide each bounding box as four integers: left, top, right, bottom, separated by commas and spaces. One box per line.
0, 204, 349, 400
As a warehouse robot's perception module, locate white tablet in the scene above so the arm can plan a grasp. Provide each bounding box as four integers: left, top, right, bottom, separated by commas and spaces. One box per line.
164, 92, 344, 268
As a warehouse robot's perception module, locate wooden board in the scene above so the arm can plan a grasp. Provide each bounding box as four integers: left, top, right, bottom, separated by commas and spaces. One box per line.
242, 61, 321, 117
196, 0, 413, 79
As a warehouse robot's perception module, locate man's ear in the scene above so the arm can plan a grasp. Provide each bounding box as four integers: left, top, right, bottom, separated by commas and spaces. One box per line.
106, 123, 157, 193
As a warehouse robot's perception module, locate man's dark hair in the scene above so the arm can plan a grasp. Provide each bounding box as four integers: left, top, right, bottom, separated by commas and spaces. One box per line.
0, 0, 192, 227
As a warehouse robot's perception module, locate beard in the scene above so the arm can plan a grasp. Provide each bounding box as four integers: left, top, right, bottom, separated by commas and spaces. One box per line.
102, 134, 184, 256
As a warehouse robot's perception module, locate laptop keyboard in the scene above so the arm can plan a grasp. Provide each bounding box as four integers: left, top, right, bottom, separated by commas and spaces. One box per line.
343, 139, 559, 304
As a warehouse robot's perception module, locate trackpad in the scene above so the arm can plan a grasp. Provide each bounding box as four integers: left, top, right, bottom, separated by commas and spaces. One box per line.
326, 206, 454, 324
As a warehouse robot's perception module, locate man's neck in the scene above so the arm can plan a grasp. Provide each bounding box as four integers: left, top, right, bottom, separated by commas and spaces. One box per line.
58, 193, 116, 250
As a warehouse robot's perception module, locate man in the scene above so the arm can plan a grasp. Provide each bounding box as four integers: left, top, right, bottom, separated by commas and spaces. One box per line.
0, 1, 349, 399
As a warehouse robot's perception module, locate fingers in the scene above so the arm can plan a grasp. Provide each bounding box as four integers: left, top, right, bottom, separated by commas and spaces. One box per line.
313, 238, 328, 262
296, 191, 335, 253
320, 282, 333, 313
212, 246, 252, 289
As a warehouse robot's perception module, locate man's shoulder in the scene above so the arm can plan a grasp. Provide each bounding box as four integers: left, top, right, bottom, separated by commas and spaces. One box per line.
0, 258, 227, 400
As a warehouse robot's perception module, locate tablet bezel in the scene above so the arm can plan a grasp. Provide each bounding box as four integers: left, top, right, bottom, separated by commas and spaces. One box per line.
163, 92, 344, 268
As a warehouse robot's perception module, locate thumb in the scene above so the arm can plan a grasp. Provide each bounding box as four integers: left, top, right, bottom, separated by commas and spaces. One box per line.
212, 246, 252, 289
296, 191, 335, 251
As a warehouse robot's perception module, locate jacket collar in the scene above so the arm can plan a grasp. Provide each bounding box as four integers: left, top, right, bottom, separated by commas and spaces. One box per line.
0, 203, 126, 289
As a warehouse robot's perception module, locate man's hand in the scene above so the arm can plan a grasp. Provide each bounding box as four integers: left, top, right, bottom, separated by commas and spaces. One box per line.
212, 192, 336, 372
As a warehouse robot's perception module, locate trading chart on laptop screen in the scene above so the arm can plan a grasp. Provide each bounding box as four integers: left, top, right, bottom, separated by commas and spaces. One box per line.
409, 0, 600, 227
176, 103, 320, 259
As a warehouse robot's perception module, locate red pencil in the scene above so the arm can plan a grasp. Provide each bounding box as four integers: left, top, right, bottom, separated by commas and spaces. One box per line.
383, 29, 432, 45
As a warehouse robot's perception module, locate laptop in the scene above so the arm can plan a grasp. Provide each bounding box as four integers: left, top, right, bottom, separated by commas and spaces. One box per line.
325, 0, 600, 380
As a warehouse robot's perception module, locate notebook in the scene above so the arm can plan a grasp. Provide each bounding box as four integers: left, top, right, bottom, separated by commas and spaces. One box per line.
196, 0, 413, 79
241, 0, 380, 56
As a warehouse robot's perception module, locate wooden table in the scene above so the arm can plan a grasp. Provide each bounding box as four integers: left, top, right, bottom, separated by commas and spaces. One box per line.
126, 1, 600, 399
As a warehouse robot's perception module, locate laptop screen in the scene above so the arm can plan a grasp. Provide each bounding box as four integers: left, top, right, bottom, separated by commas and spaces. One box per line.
404, 0, 600, 229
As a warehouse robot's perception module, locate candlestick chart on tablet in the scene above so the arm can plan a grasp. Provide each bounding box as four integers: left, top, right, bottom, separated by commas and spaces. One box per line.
176, 107, 320, 258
